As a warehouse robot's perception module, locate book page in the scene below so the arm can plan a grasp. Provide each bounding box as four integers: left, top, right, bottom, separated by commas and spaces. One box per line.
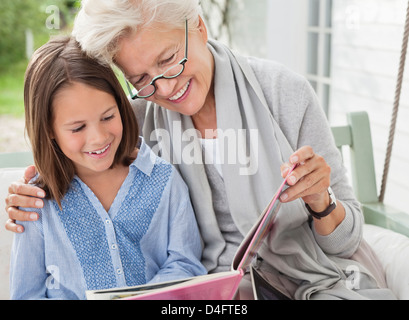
87, 270, 242, 300
232, 164, 297, 272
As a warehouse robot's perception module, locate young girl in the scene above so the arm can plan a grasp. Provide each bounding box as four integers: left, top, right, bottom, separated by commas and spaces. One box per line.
10, 36, 206, 300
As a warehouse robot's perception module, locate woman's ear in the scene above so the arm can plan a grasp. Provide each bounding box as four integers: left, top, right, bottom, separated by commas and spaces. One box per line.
197, 16, 209, 43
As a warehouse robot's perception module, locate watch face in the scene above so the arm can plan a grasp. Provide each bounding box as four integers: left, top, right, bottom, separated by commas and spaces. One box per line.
328, 187, 337, 206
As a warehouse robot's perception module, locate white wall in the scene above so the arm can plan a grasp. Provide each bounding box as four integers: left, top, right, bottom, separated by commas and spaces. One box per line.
202, 0, 269, 59
228, 0, 269, 58
208, 0, 308, 74
330, 0, 409, 213
265, 0, 308, 75
208, 0, 409, 214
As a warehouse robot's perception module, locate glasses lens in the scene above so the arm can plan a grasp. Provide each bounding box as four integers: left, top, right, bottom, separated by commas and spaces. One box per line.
137, 84, 155, 98
163, 63, 184, 79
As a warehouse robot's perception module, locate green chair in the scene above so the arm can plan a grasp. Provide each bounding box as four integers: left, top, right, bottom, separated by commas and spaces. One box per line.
331, 111, 409, 237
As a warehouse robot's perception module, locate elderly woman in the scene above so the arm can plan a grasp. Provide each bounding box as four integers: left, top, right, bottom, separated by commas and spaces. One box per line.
5, 0, 395, 299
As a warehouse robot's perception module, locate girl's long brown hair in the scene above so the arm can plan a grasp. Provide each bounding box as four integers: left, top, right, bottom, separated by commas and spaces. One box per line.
24, 36, 139, 208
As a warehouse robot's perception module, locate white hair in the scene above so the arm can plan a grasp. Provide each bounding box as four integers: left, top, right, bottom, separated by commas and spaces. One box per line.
72, 0, 202, 65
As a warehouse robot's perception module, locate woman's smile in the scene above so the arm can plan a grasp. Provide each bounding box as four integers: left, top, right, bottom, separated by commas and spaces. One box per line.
169, 79, 192, 102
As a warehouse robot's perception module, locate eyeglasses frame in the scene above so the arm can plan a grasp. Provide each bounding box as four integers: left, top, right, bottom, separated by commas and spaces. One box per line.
124, 19, 189, 99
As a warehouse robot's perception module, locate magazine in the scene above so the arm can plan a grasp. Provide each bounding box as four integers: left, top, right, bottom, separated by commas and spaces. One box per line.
86, 164, 297, 300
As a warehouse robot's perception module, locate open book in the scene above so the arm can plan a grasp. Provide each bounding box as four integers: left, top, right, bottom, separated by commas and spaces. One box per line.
86, 164, 297, 300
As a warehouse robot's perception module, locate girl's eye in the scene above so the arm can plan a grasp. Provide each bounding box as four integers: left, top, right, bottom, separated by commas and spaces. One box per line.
72, 125, 85, 133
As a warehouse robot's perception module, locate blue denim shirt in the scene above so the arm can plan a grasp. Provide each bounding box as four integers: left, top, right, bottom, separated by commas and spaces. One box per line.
10, 138, 206, 300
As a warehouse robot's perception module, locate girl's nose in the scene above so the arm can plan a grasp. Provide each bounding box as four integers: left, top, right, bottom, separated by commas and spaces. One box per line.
89, 124, 109, 145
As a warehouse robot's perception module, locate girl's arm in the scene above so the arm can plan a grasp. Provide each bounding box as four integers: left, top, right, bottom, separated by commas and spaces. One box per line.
9, 209, 48, 299
150, 197, 207, 283
147, 170, 207, 284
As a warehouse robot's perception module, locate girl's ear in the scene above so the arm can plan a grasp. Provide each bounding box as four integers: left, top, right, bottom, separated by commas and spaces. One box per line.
197, 16, 208, 43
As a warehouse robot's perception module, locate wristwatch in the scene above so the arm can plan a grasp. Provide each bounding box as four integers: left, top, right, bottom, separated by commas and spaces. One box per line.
305, 187, 337, 219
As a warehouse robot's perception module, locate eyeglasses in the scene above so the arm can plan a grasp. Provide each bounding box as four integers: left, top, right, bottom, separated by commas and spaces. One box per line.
125, 20, 188, 99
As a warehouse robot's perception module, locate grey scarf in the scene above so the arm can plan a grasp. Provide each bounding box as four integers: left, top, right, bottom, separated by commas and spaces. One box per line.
142, 40, 396, 300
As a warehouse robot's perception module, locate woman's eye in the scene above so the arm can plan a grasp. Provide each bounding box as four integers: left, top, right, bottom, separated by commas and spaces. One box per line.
162, 53, 177, 65
103, 114, 114, 121
134, 75, 147, 86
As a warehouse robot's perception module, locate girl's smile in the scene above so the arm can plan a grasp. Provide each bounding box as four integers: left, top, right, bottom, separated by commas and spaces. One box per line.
85, 143, 111, 158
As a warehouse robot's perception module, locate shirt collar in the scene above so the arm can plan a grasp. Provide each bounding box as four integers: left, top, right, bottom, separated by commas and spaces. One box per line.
130, 136, 155, 176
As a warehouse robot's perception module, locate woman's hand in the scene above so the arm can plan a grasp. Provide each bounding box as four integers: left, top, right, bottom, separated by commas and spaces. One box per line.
4, 165, 45, 233
279, 146, 345, 235
280, 146, 330, 208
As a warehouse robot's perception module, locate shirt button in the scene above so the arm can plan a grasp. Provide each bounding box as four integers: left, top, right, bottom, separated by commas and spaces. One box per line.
116, 269, 122, 275
105, 219, 110, 224
111, 244, 118, 250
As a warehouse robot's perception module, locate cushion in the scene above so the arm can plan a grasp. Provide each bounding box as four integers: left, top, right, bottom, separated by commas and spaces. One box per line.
363, 223, 409, 299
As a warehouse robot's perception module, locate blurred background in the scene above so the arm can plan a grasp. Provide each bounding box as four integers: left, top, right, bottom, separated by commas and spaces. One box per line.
0, 0, 78, 150
0, 0, 408, 213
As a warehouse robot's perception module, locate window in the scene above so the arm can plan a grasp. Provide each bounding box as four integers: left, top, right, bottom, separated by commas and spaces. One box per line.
306, 0, 333, 116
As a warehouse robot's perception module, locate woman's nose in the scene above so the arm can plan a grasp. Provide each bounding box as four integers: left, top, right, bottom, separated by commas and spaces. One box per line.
154, 77, 178, 97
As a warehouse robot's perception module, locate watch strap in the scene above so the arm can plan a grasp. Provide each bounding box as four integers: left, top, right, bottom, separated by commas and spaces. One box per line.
305, 187, 337, 219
